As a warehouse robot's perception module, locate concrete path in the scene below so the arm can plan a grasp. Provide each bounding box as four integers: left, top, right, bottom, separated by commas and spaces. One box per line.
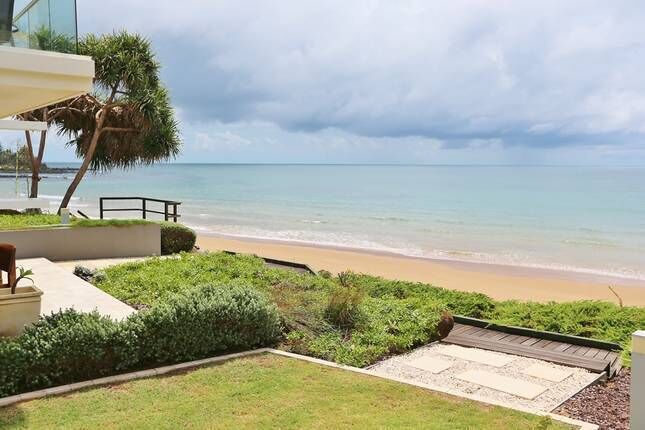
369, 342, 601, 412
56, 257, 151, 273
17, 258, 135, 321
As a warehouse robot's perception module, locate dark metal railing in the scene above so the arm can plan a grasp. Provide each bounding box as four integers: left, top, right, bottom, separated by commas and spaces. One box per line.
99, 197, 181, 222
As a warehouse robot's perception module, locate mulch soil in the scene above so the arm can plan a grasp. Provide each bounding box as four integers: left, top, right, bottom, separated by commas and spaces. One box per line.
554, 369, 630, 430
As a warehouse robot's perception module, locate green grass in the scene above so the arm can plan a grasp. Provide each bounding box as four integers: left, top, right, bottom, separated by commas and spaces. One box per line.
0, 214, 61, 230
0, 214, 152, 231
95, 252, 645, 367
71, 219, 152, 228
0, 354, 567, 430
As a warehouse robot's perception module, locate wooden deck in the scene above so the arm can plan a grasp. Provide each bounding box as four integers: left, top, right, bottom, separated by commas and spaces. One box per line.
443, 321, 622, 378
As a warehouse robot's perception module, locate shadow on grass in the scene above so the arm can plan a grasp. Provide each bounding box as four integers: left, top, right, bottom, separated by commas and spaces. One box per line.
0, 405, 26, 428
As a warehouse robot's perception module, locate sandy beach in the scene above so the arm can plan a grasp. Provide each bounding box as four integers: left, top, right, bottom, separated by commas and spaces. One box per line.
197, 235, 645, 307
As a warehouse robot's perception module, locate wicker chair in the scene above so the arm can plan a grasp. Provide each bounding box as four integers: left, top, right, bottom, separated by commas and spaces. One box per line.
0, 243, 17, 291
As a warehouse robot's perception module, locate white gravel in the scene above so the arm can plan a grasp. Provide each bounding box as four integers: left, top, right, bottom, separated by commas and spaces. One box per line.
367, 342, 600, 412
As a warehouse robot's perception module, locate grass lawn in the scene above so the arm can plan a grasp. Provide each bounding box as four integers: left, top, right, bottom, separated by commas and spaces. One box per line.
0, 214, 152, 230
95, 252, 645, 366
0, 354, 567, 430
0, 214, 61, 230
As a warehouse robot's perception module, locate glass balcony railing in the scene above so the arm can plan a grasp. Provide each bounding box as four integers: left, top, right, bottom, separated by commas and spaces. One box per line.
2, 0, 78, 53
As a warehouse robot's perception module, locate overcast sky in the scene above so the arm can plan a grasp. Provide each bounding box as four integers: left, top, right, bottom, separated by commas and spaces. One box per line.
11, 0, 645, 164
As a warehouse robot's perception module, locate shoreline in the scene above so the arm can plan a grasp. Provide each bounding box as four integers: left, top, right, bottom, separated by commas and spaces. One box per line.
197, 233, 645, 307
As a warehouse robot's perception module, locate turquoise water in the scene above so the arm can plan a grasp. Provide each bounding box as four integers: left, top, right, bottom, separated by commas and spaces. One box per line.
2, 164, 645, 281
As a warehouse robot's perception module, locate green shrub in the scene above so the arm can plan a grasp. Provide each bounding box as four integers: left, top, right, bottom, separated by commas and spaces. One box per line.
318, 270, 333, 279
0, 285, 280, 397
128, 285, 281, 366
160, 222, 196, 255
325, 272, 365, 329
0, 311, 128, 397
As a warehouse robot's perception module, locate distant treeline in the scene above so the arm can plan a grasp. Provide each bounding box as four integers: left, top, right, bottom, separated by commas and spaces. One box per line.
0, 144, 41, 172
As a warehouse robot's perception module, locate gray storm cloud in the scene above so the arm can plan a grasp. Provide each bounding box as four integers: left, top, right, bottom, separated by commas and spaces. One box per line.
76, 0, 645, 159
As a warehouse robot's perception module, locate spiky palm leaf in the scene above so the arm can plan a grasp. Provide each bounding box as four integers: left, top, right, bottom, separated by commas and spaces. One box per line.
54, 32, 181, 172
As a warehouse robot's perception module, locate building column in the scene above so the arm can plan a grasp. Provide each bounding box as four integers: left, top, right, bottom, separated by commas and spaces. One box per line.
632, 330, 645, 430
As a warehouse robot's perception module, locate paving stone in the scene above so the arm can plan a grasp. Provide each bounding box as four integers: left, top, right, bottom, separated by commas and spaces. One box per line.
19, 258, 135, 321
456, 370, 547, 399
404, 357, 452, 374
439, 345, 515, 367
522, 363, 573, 382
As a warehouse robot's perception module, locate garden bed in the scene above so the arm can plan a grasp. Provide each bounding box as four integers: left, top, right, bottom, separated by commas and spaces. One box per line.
95, 252, 645, 368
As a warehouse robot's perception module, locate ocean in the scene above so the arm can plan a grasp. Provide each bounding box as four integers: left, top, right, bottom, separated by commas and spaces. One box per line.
1, 164, 644, 281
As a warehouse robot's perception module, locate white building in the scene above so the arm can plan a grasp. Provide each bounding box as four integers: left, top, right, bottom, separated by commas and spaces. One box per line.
0, 0, 94, 131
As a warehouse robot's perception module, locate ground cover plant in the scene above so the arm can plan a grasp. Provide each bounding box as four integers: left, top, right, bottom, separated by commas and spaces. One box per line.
0, 354, 567, 430
95, 252, 645, 367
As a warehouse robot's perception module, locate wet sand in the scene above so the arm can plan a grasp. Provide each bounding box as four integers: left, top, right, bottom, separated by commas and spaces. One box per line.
197, 235, 645, 307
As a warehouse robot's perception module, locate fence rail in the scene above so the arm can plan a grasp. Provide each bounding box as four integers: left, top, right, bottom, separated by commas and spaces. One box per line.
99, 197, 181, 222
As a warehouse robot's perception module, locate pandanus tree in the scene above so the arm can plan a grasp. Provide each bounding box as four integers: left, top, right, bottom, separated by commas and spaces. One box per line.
55, 31, 181, 211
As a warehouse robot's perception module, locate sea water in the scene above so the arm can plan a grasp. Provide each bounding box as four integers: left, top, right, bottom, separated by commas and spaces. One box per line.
1, 164, 644, 281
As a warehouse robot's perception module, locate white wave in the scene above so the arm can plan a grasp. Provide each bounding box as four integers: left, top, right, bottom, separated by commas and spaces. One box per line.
37, 194, 81, 202
299, 219, 326, 224
186, 221, 645, 282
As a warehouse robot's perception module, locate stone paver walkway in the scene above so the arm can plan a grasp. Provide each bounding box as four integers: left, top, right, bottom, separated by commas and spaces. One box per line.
18, 258, 135, 321
368, 342, 601, 412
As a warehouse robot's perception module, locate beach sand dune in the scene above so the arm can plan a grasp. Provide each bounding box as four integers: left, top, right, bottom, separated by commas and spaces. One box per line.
198, 235, 645, 307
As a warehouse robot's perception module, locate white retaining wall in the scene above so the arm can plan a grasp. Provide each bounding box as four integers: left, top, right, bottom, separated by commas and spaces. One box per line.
0, 224, 161, 261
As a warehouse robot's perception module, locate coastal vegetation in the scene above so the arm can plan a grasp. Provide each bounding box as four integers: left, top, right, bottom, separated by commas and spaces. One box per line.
0, 354, 565, 430
0, 145, 39, 173
95, 252, 644, 367
0, 286, 279, 397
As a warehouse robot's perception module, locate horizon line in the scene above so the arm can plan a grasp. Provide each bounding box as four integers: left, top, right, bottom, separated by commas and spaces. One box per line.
41, 161, 645, 168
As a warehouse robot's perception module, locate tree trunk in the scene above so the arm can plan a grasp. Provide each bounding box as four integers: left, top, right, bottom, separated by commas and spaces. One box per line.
26, 130, 47, 198
58, 110, 106, 212
24, 108, 48, 199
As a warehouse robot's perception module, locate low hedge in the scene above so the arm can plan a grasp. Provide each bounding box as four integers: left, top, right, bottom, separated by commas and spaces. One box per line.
0, 285, 280, 398
160, 222, 197, 255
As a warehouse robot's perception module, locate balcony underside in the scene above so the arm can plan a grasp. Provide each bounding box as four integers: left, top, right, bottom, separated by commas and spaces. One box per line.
0, 46, 94, 117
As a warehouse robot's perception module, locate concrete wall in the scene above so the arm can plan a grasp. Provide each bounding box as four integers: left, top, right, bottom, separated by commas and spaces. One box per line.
633, 331, 645, 430
0, 224, 161, 261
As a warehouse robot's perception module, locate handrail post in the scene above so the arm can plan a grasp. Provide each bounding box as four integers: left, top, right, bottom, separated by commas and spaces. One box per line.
99, 198, 104, 219
172, 203, 178, 222
142, 198, 147, 219
164, 202, 169, 221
